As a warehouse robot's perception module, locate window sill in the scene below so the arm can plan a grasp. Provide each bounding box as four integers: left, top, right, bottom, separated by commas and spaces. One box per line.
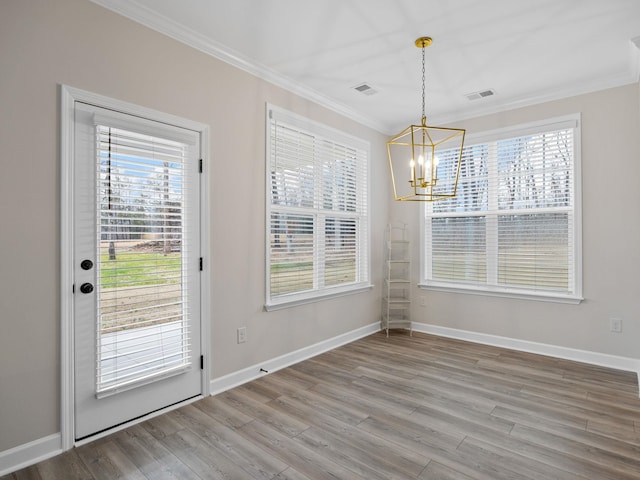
265, 284, 374, 311
418, 281, 583, 304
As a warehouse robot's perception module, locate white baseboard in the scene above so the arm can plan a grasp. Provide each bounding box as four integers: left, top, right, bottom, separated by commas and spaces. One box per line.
412, 322, 640, 395
0, 433, 62, 477
210, 322, 380, 395
0, 322, 380, 476
5, 319, 638, 476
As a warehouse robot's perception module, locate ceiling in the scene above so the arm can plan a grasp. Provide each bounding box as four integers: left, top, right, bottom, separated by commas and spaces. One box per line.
93, 0, 640, 134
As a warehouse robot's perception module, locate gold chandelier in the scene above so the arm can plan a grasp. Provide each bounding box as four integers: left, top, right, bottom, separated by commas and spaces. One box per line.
387, 37, 465, 201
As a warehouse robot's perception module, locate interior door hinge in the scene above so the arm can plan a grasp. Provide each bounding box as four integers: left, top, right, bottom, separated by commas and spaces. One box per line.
199, 257, 203, 271
199, 158, 203, 173
200, 355, 204, 370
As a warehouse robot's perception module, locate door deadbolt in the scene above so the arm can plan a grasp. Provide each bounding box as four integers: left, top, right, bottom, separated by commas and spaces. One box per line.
80, 259, 94, 270
80, 282, 94, 294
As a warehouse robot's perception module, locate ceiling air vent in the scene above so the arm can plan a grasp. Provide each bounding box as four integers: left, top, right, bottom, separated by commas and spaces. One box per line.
353, 83, 379, 96
465, 89, 496, 101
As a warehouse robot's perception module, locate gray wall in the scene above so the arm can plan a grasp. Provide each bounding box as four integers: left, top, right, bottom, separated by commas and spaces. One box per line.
391, 84, 640, 361
0, 0, 388, 452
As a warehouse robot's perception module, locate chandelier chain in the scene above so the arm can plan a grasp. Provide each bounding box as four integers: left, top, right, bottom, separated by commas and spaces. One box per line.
421, 43, 426, 123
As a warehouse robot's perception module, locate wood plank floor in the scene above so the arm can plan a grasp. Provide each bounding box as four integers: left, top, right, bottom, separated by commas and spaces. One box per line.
4, 331, 640, 479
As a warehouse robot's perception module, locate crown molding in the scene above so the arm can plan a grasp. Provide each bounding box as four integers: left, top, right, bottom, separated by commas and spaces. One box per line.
89, 0, 389, 134
89, 1, 640, 136
422, 36, 640, 127
427, 70, 637, 127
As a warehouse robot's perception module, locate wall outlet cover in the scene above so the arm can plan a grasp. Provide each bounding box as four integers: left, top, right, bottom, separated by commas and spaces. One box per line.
237, 327, 247, 343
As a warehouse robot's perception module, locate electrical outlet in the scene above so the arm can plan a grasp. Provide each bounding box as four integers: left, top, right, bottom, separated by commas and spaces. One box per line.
237, 327, 247, 343
609, 318, 622, 333
419, 296, 427, 307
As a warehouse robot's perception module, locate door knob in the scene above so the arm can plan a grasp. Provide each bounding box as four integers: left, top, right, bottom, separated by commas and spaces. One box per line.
81, 259, 94, 270
80, 283, 94, 294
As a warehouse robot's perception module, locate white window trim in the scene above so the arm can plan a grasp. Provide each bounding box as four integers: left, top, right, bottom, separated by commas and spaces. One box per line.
264, 104, 372, 310
419, 114, 583, 304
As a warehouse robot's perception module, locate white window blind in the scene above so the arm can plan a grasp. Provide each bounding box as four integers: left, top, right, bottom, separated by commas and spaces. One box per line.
95, 123, 197, 394
423, 115, 582, 302
266, 105, 370, 309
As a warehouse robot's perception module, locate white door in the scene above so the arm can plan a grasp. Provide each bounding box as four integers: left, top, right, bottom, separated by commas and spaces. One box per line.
73, 102, 202, 440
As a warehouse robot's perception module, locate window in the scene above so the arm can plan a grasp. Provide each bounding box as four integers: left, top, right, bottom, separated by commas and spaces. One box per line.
421, 115, 582, 303
266, 105, 370, 309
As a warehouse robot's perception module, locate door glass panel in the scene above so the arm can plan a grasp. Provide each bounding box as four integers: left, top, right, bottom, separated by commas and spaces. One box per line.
96, 125, 191, 394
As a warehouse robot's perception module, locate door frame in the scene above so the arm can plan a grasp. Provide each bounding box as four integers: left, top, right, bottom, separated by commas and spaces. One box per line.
60, 85, 211, 450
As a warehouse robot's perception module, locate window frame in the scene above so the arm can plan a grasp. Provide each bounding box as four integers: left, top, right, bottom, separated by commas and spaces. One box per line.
419, 114, 583, 304
265, 104, 372, 310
